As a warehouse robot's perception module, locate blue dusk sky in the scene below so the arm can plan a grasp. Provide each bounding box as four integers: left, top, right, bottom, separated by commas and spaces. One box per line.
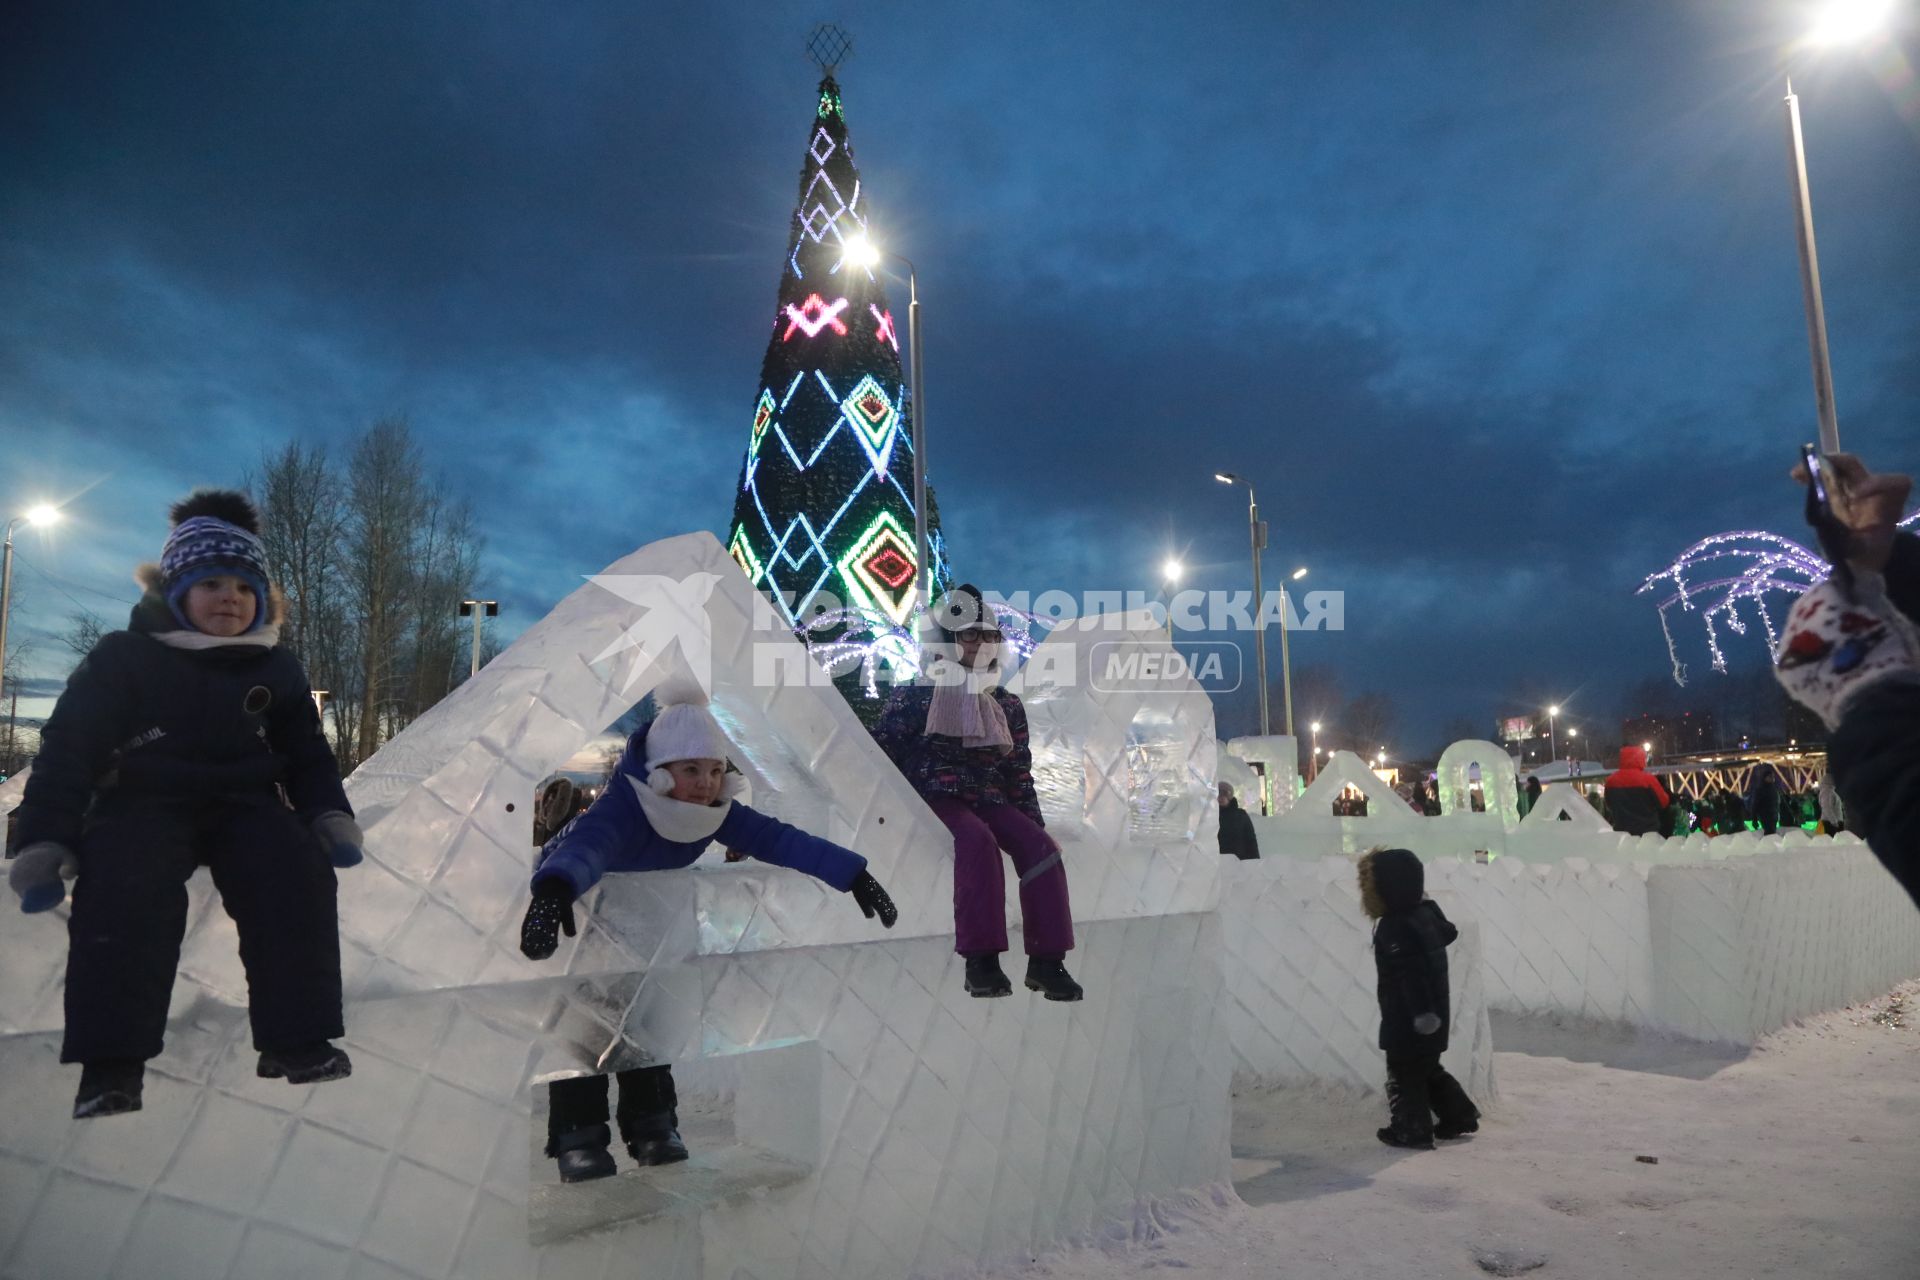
3, 0, 1917, 750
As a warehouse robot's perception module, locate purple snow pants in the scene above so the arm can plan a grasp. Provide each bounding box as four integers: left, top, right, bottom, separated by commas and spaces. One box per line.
927, 795, 1074, 957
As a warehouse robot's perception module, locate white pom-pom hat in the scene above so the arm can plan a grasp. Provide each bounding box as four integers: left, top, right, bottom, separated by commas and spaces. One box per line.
642, 678, 745, 798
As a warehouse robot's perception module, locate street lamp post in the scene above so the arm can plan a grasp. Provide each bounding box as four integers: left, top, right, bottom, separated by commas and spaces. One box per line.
1309, 720, 1321, 782
1, 505, 63, 722
1784, 80, 1841, 455
847, 236, 930, 604
458, 599, 498, 679
1547, 704, 1560, 764
1214, 472, 1271, 737
1781, 1, 1894, 455
1160, 558, 1183, 638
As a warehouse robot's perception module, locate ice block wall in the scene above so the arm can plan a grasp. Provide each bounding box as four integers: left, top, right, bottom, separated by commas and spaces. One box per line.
1218, 857, 1496, 1103
0, 534, 1231, 1280
1242, 750, 1920, 1043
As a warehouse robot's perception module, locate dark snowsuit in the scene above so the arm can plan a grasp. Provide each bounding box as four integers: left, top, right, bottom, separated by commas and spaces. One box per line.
872, 683, 1073, 957
1217, 797, 1260, 860
1358, 847, 1478, 1144
1603, 745, 1670, 837
1826, 531, 1920, 907
16, 584, 347, 1064
1745, 765, 1783, 836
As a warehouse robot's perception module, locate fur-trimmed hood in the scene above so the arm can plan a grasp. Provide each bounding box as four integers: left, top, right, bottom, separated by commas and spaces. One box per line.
1357, 845, 1425, 919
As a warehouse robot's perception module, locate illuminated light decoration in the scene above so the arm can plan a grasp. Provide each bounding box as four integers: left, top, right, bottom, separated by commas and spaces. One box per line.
837, 509, 921, 627
728, 527, 765, 587
838, 374, 900, 476
782, 293, 850, 340
748, 390, 776, 459
1638, 509, 1919, 682
805, 598, 1045, 697
726, 70, 947, 717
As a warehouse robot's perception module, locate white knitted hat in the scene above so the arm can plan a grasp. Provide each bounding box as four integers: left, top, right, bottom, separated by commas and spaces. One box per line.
642, 683, 738, 795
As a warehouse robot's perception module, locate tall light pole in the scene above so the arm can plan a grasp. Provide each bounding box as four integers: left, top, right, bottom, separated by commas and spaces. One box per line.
1214, 472, 1271, 737
458, 599, 498, 679
1783, 0, 1893, 455
1310, 720, 1322, 782
1160, 557, 1183, 638
1547, 704, 1560, 764
847, 236, 930, 604
1, 505, 63, 720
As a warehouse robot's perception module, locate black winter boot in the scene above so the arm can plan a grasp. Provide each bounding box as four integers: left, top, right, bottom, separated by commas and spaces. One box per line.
1024, 955, 1083, 1002
257, 1041, 353, 1084
1434, 1116, 1479, 1139
551, 1123, 618, 1183
73, 1060, 144, 1120
963, 954, 1013, 998
1376, 1126, 1435, 1151
622, 1110, 688, 1166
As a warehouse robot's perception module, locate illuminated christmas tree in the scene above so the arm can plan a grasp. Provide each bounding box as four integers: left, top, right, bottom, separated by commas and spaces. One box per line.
727, 32, 946, 705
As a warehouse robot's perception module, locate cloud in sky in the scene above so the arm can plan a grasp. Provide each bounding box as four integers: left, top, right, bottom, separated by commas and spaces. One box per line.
2, 0, 1916, 747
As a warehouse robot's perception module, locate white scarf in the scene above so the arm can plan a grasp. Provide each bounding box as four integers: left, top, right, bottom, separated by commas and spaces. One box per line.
924, 660, 1013, 751
628, 774, 732, 843
151, 624, 283, 651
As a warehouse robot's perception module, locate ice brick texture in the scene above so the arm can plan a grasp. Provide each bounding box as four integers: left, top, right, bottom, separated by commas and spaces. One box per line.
0, 914, 1229, 1280
1647, 848, 1920, 1043
0, 533, 1235, 1279
1219, 857, 1496, 1104
0, 535, 1224, 1039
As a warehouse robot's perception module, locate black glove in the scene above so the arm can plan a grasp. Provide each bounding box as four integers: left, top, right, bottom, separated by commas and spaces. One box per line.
851, 870, 897, 929
520, 879, 578, 960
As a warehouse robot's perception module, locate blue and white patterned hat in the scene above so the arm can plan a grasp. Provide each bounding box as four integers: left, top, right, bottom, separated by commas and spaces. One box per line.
159, 491, 272, 632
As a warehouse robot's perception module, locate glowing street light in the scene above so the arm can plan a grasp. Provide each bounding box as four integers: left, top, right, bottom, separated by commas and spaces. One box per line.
1161, 558, 1184, 584
846, 234, 932, 601
1547, 704, 1561, 763
1808, 0, 1893, 46
1, 503, 65, 716
1309, 720, 1322, 781
1290, 566, 1308, 581
1783, 0, 1892, 453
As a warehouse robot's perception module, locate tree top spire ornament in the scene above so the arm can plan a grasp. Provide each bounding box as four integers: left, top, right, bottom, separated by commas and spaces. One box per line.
806, 23, 853, 77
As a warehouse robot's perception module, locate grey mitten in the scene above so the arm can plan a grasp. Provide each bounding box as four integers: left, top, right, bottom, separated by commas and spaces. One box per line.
312, 811, 365, 869
9, 842, 78, 913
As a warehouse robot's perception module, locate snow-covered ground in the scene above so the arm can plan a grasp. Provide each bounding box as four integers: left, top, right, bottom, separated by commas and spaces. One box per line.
992, 981, 1920, 1280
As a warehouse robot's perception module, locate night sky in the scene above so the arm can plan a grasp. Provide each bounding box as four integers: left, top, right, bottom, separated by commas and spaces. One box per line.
4, 0, 1917, 751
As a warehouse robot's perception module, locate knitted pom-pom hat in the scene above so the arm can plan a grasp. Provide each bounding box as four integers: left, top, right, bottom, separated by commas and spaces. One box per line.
642, 677, 740, 795
159, 489, 272, 633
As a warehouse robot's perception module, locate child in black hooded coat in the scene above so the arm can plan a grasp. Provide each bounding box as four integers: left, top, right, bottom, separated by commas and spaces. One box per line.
7, 490, 361, 1119
1357, 846, 1480, 1149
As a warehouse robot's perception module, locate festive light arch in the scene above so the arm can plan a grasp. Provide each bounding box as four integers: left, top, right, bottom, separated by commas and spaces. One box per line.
1640, 511, 1918, 682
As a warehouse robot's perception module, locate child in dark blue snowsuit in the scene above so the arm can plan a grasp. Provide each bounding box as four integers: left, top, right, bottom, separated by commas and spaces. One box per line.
518, 691, 897, 1182
1357, 846, 1479, 1150
8, 491, 362, 1119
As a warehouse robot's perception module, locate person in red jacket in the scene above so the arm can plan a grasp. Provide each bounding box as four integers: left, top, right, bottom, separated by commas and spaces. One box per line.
1603, 745, 1670, 836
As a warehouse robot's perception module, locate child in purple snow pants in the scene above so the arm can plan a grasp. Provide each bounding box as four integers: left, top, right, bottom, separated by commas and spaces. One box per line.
874, 583, 1082, 1002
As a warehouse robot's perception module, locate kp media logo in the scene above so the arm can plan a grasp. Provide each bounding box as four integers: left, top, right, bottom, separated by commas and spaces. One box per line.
1088, 641, 1241, 694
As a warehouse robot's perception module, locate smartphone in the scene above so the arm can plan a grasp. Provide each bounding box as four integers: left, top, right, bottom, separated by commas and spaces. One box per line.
1801, 444, 1854, 594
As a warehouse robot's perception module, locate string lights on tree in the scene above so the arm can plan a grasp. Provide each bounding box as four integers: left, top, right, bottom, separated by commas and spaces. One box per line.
726, 32, 948, 711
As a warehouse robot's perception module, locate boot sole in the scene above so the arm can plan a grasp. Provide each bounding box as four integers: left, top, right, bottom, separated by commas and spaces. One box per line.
967, 984, 1014, 998
258, 1056, 353, 1085
72, 1091, 143, 1120
1024, 979, 1083, 1002
558, 1161, 618, 1183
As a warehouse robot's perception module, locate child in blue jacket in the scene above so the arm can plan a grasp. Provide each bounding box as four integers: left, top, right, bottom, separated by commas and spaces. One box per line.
518, 690, 897, 1182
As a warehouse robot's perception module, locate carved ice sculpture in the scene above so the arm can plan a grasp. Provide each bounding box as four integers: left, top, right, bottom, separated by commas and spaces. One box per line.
1225, 735, 1298, 815
1434, 739, 1520, 826
0, 534, 1235, 1280
1519, 781, 1611, 833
